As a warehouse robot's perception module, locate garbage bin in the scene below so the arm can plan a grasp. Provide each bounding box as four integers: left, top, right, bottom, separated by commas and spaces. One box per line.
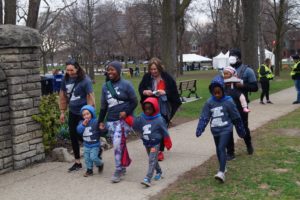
53, 74, 64, 92
40, 75, 54, 95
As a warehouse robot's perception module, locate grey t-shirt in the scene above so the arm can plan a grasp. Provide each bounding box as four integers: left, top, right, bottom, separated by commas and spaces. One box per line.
61, 76, 93, 115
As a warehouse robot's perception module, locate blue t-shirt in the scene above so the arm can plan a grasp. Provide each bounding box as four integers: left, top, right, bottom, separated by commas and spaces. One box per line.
101, 79, 137, 121
61, 76, 93, 115
132, 114, 169, 147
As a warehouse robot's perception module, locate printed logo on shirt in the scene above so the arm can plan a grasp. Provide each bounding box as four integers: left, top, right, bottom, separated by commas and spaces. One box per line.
107, 86, 124, 108
142, 124, 151, 140
83, 127, 96, 142
210, 106, 228, 127
66, 83, 80, 101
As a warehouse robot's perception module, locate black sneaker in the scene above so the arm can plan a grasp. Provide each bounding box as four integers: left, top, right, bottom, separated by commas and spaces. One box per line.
226, 154, 236, 161
260, 101, 265, 105
267, 100, 273, 104
247, 144, 254, 155
84, 169, 93, 177
68, 163, 82, 172
98, 163, 104, 173
292, 101, 300, 104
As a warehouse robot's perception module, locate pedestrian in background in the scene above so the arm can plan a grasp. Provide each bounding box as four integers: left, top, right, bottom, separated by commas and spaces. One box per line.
290, 54, 300, 104
258, 58, 274, 104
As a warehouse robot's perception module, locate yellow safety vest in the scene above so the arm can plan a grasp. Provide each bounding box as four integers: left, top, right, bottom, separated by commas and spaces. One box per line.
290, 61, 300, 76
258, 64, 274, 80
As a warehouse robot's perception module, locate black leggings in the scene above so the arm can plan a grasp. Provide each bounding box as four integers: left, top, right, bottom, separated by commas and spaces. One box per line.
260, 80, 270, 101
68, 112, 83, 159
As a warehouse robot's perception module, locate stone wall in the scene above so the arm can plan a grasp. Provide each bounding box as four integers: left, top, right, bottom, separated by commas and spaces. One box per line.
0, 25, 45, 174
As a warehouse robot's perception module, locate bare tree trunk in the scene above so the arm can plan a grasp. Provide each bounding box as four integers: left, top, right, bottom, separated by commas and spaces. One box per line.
161, 0, 177, 77
241, 0, 259, 75
0, 0, 3, 24
258, 0, 265, 66
4, 0, 16, 24
26, 0, 41, 28
274, 0, 285, 77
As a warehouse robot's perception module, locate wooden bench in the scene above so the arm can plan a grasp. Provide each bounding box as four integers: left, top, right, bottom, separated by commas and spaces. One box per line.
177, 79, 199, 102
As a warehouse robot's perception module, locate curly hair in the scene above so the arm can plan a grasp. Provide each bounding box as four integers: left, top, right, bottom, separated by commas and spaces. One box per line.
65, 59, 86, 81
148, 57, 165, 73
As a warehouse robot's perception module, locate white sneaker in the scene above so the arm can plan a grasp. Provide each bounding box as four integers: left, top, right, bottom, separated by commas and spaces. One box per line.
214, 171, 225, 183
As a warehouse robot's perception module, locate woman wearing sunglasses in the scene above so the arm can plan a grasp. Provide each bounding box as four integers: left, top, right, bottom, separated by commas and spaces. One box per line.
59, 58, 95, 172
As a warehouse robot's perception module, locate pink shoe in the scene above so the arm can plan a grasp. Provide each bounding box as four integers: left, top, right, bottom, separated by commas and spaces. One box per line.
243, 107, 251, 113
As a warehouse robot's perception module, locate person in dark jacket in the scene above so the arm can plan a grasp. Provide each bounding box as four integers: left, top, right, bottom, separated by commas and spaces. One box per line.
125, 97, 172, 187
138, 57, 182, 161
77, 105, 104, 177
290, 54, 300, 104
196, 75, 245, 183
258, 58, 274, 104
226, 49, 258, 160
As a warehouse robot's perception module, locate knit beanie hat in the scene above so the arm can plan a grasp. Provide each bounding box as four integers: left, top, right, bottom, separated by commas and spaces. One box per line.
229, 48, 242, 59
108, 61, 122, 75
223, 66, 237, 76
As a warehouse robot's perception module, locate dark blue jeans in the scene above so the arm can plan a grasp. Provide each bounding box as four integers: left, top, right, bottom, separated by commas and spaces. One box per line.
213, 133, 231, 172
295, 80, 300, 102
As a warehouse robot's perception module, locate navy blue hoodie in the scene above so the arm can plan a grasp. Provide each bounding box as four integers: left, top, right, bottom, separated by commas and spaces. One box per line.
77, 105, 101, 148
196, 75, 245, 137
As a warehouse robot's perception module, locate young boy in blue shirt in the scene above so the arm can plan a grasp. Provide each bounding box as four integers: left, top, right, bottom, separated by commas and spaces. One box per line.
77, 105, 104, 177
196, 75, 245, 183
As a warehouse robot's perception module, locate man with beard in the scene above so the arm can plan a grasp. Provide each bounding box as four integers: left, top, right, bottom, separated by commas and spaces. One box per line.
225, 49, 258, 160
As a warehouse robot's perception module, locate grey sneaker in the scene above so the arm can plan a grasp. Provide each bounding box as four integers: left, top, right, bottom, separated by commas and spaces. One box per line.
111, 170, 122, 183
214, 171, 225, 183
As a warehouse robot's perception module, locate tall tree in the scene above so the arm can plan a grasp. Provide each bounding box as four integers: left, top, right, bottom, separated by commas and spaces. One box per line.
0, 0, 3, 24
26, 0, 41, 28
4, 0, 16, 24
161, 0, 191, 77
241, 0, 259, 74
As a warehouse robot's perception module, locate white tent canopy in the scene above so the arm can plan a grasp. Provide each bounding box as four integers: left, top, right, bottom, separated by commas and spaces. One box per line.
212, 49, 275, 70
258, 48, 275, 65
212, 52, 229, 69
181, 54, 212, 63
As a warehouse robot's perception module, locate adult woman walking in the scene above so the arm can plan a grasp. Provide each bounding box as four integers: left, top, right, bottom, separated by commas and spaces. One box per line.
59, 58, 95, 172
98, 61, 138, 183
258, 58, 274, 104
138, 57, 182, 161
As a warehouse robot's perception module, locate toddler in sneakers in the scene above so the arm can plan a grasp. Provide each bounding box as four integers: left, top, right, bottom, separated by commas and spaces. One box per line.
195, 76, 246, 183
125, 97, 172, 187
223, 66, 250, 113
77, 105, 104, 177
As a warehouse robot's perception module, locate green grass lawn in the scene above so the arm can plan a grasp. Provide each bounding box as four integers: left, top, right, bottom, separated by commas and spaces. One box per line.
152, 108, 300, 200
93, 69, 294, 119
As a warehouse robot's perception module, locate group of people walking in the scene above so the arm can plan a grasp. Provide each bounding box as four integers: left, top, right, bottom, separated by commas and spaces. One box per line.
59, 57, 181, 187
58, 48, 300, 186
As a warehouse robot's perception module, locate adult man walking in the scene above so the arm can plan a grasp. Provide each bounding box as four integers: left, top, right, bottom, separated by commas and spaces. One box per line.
226, 49, 258, 160
290, 54, 300, 104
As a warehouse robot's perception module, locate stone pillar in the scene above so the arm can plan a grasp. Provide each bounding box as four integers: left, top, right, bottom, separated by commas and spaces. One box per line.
0, 25, 45, 173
